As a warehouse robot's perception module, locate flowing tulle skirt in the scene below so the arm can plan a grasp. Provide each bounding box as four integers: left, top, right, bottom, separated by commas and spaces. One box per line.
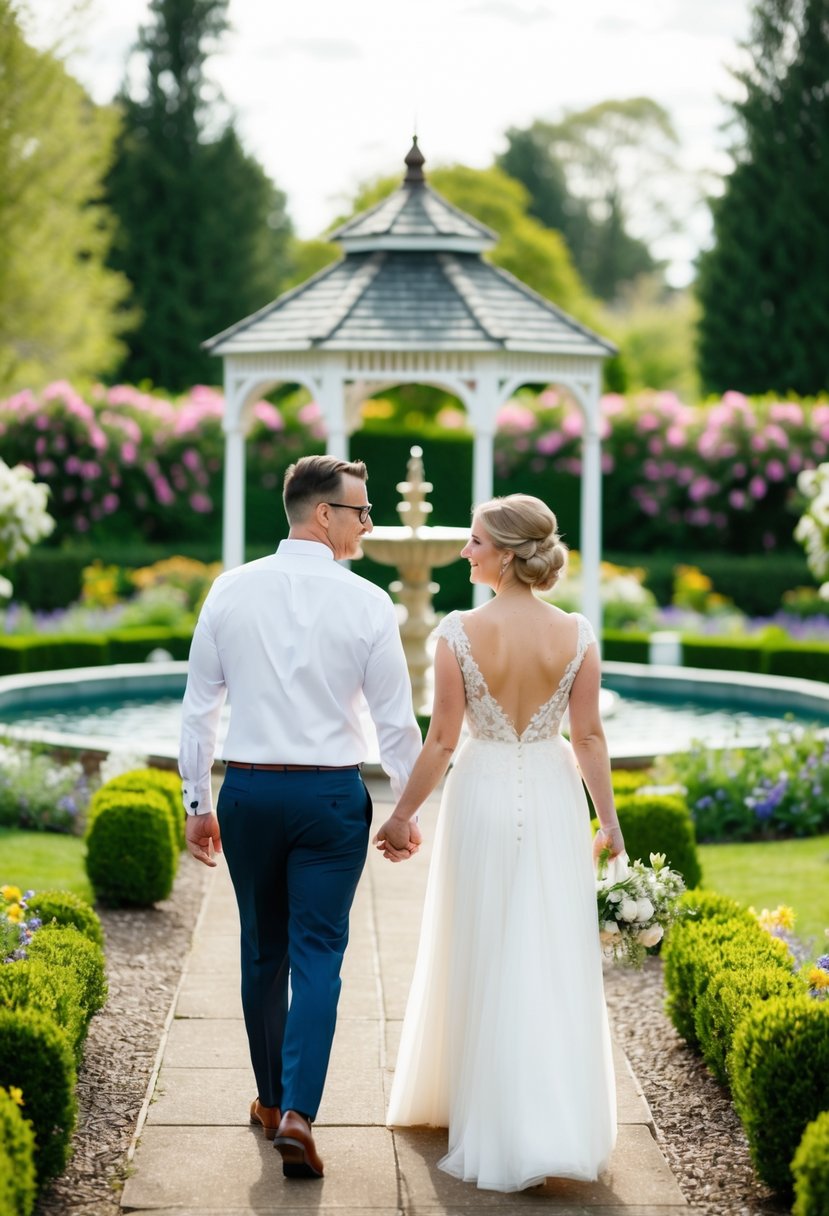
386, 734, 617, 1193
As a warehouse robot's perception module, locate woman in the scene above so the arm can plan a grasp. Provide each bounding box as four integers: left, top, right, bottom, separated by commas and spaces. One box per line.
373, 494, 625, 1194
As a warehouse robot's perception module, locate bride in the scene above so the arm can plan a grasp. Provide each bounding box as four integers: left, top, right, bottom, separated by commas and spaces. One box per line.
373, 494, 625, 1194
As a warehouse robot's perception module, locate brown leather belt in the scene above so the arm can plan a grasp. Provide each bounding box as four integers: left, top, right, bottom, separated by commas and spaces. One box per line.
225, 761, 360, 772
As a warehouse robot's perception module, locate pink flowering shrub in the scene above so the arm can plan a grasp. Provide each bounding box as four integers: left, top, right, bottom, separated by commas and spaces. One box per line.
495, 390, 828, 553
0, 382, 320, 546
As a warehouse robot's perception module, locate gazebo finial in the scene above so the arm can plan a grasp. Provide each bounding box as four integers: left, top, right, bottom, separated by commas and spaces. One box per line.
404, 135, 426, 184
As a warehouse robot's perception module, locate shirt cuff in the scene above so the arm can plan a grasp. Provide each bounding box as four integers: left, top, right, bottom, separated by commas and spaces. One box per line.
181, 781, 209, 816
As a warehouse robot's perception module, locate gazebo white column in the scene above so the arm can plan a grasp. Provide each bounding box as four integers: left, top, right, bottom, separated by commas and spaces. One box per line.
579, 376, 603, 645
222, 370, 247, 570
468, 376, 498, 607
323, 374, 349, 461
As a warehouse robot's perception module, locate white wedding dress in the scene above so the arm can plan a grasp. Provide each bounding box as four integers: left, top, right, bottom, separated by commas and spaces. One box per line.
386, 610, 617, 1193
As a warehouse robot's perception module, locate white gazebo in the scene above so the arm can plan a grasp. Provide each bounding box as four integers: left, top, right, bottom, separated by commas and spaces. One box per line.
204, 138, 616, 631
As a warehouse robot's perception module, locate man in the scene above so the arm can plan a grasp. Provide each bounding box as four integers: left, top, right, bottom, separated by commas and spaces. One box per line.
179, 455, 422, 1178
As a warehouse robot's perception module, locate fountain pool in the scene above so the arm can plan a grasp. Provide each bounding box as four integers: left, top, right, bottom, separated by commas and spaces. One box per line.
1, 660, 828, 768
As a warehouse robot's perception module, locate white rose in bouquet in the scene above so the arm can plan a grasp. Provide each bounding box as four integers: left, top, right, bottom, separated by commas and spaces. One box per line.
619, 898, 639, 922
636, 925, 664, 948
635, 897, 655, 923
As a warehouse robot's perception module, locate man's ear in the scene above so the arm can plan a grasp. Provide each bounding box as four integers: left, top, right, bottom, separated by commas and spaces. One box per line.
313, 500, 330, 528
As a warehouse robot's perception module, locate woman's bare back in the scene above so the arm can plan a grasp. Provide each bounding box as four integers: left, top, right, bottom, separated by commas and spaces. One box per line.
459, 599, 581, 737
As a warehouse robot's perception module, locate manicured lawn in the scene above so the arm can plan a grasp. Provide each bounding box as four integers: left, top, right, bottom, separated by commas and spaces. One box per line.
699, 833, 829, 950
0, 828, 93, 902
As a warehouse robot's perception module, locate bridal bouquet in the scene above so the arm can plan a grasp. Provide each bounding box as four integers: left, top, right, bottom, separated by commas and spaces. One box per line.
596, 851, 686, 968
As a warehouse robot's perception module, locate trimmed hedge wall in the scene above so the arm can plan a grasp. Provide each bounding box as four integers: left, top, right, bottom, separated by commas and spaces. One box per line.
0, 628, 194, 675
662, 890, 828, 1199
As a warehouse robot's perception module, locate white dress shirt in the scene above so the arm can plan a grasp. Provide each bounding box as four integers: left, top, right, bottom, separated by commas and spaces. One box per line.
179, 539, 422, 815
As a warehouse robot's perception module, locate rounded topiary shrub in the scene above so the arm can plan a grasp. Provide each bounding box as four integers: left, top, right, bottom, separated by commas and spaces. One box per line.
0, 960, 86, 1061
0, 1087, 36, 1216
25, 891, 103, 948
26, 925, 107, 1024
615, 793, 702, 888
84, 791, 176, 906
679, 888, 756, 927
694, 965, 806, 1087
792, 1110, 829, 1216
103, 768, 185, 851
0, 1007, 77, 1183
662, 916, 791, 1046
731, 996, 829, 1197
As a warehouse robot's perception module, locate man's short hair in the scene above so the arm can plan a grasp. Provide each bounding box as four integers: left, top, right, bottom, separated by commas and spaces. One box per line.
283, 455, 368, 524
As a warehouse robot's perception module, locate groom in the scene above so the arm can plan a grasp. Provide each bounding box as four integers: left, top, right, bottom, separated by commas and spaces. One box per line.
179, 454, 422, 1178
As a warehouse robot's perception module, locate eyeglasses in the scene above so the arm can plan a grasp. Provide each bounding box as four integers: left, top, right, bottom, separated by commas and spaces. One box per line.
325, 502, 373, 525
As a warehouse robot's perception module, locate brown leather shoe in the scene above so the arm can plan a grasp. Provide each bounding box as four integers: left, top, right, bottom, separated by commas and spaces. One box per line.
249, 1098, 281, 1140
273, 1109, 324, 1178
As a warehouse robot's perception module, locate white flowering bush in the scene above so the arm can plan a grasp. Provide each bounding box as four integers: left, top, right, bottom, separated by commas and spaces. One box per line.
596, 850, 687, 967
795, 463, 829, 595
0, 458, 55, 599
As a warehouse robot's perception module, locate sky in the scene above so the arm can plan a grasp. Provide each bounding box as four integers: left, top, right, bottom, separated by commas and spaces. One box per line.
29, 0, 753, 286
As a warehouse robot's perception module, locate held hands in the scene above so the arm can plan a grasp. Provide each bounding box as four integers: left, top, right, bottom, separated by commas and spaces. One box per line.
372, 812, 422, 863
592, 823, 625, 864
185, 811, 222, 867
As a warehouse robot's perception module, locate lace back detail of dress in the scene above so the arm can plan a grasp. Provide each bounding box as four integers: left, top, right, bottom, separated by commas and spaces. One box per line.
434, 611, 595, 743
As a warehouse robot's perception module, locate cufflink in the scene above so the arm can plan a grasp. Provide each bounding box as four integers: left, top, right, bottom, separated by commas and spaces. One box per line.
190, 801, 199, 810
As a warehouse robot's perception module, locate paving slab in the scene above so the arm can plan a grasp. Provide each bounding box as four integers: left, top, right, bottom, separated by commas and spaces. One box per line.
394, 1125, 685, 1209
175, 972, 243, 1019
122, 1126, 398, 1210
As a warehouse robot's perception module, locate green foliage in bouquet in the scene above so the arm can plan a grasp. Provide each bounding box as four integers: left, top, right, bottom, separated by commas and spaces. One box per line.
731, 997, 829, 1197
85, 791, 176, 906
0, 1008, 77, 1183
614, 793, 702, 888
25, 891, 103, 948
0, 1086, 36, 1216
792, 1111, 829, 1216
596, 851, 687, 968
26, 925, 107, 1024
0, 960, 86, 1062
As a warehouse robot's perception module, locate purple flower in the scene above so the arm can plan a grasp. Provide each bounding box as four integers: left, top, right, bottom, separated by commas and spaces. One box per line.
817, 954, 829, 972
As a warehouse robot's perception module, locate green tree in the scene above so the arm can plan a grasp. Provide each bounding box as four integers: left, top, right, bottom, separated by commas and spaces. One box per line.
106, 0, 294, 390
499, 100, 688, 301
0, 1, 132, 394
697, 0, 829, 395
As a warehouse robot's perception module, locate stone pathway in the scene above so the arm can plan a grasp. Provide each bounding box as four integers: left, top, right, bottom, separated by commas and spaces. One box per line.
121, 777, 695, 1215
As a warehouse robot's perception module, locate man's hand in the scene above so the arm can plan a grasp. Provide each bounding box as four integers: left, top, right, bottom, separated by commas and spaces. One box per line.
186, 811, 222, 867
372, 814, 422, 863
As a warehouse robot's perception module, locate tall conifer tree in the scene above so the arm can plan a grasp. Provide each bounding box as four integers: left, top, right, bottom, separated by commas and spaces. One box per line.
106, 0, 293, 390
697, 0, 829, 395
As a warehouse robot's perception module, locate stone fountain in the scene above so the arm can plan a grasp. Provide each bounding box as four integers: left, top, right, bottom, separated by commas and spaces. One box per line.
359, 447, 468, 712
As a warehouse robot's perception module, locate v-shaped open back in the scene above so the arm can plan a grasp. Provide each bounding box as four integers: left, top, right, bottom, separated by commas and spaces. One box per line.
434, 611, 595, 743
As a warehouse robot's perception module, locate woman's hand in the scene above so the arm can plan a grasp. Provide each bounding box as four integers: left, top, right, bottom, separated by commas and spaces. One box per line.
372, 814, 422, 862
593, 823, 624, 863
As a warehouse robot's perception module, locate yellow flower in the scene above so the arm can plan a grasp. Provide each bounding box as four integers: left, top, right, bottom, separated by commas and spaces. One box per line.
756, 904, 796, 932
808, 966, 829, 991
5, 903, 23, 922
8, 1087, 23, 1107
0, 885, 22, 903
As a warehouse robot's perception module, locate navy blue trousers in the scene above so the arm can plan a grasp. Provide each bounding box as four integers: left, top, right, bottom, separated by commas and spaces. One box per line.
217, 766, 371, 1120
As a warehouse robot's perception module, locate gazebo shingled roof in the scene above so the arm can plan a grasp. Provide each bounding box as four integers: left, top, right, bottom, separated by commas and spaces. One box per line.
206, 138, 614, 629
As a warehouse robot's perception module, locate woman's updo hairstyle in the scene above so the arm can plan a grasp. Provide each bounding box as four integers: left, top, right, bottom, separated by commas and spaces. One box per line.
476, 494, 567, 592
